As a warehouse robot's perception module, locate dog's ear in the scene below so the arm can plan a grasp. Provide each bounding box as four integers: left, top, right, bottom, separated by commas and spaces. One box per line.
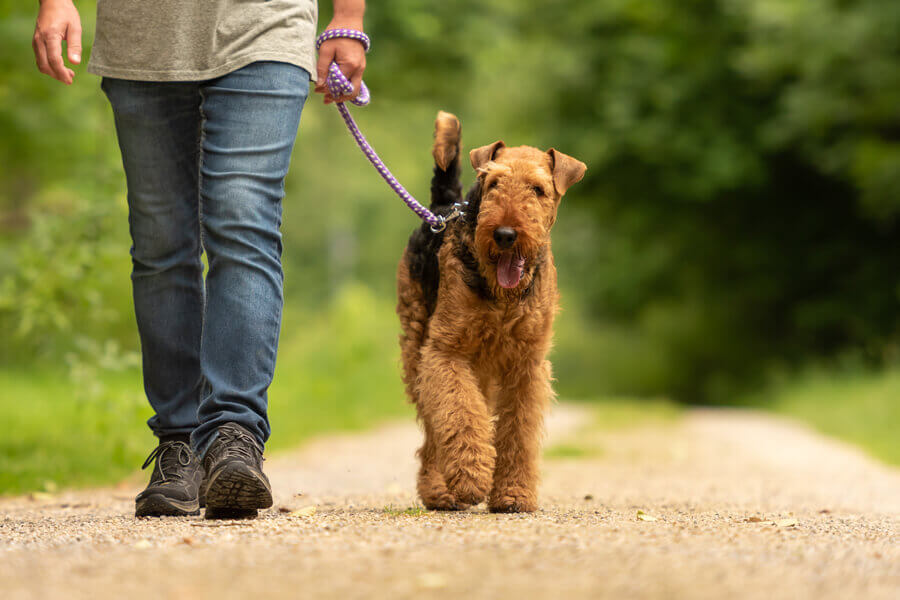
547, 149, 587, 196
469, 140, 505, 170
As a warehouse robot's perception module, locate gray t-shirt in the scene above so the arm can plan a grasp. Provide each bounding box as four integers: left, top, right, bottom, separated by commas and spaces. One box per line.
87, 0, 318, 81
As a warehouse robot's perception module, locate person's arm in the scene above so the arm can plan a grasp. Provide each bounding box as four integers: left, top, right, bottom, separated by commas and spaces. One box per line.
315, 0, 367, 103
33, 0, 82, 85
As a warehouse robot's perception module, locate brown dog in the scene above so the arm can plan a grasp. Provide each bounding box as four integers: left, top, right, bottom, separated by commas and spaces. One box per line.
396, 111, 586, 512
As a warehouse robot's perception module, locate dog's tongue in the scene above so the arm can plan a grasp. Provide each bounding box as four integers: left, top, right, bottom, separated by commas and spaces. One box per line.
497, 254, 525, 289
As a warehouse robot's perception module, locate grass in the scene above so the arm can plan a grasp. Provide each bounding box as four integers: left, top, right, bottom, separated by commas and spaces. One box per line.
266, 284, 412, 452
753, 368, 900, 467
549, 373, 900, 469
586, 397, 683, 430
4, 281, 897, 494
0, 284, 411, 496
544, 443, 599, 459
382, 504, 428, 517
0, 367, 152, 495
544, 397, 683, 460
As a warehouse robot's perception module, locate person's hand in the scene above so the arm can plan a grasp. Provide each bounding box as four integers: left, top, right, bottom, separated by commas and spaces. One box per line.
315, 22, 367, 104
33, 0, 82, 85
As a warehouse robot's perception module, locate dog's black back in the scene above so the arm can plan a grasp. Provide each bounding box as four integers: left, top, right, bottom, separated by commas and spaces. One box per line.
405, 152, 483, 316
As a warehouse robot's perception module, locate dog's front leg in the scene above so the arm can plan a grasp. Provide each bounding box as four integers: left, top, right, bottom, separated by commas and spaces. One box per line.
489, 359, 553, 513
416, 343, 496, 508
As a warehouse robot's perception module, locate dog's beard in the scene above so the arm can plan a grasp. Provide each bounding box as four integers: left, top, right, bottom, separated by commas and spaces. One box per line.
496, 253, 525, 289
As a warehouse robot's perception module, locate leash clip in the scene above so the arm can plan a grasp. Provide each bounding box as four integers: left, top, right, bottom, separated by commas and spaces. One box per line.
429, 201, 467, 233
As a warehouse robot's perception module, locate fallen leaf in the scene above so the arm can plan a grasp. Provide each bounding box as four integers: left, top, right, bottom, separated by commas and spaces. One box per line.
290, 506, 317, 518
776, 518, 798, 527
584, 494, 594, 501
181, 537, 194, 545
746, 516, 784, 525
636, 510, 657, 522
28, 492, 55, 502
277, 506, 292, 513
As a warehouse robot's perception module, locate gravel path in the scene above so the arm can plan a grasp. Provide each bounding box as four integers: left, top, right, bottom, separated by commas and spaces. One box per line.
1, 405, 898, 599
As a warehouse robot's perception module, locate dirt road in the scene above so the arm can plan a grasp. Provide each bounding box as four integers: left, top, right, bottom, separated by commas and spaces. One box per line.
1, 405, 898, 599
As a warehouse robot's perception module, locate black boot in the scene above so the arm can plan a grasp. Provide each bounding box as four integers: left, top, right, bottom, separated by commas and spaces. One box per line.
201, 423, 272, 519
135, 437, 205, 517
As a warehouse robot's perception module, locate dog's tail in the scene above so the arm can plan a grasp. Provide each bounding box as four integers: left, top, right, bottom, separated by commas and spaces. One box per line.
430, 111, 463, 211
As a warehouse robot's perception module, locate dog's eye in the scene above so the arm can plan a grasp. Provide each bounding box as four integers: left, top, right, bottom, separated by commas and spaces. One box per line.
487, 179, 499, 191
532, 185, 545, 197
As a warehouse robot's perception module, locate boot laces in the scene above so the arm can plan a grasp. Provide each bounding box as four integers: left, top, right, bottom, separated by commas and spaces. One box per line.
141, 440, 193, 481
218, 427, 264, 463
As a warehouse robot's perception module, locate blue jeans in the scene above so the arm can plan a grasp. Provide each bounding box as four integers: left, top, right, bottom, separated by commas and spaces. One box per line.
101, 62, 310, 456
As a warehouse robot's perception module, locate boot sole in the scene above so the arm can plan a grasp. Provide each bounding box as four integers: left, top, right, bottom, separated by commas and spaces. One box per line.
135, 493, 200, 517
203, 461, 272, 519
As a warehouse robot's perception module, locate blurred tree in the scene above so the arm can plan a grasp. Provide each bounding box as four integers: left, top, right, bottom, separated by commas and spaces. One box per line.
2, 0, 899, 402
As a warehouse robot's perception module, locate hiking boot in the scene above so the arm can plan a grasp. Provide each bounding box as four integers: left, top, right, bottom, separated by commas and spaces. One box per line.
201, 423, 272, 519
135, 437, 205, 517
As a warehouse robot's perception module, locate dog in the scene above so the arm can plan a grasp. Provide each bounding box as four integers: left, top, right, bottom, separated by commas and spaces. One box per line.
396, 111, 586, 512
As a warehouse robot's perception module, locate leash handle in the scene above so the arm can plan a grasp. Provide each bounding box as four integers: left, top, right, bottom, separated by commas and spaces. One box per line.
315, 29, 456, 232
315, 29, 371, 106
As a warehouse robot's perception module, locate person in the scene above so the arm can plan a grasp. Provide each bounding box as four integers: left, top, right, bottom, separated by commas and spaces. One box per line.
32, 0, 368, 518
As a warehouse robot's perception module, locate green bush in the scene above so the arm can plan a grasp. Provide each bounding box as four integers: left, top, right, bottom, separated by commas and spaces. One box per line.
4, 0, 900, 404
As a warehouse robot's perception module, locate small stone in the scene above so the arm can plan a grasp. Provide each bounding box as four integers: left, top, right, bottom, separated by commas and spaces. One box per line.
417, 572, 448, 589
776, 518, 798, 527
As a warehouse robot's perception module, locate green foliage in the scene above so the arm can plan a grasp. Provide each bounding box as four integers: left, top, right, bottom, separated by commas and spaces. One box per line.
0, 2, 116, 213
0, 191, 134, 365
267, 284, 412, 451
747, 367, 900, 466
293, 0, 900, 401
0, 284, 411, 494
0, 367, 150, 495
3, 0, 900, 410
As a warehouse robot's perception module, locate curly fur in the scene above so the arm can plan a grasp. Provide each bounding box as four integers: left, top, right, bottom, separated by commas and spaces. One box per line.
396, 111, 586, 512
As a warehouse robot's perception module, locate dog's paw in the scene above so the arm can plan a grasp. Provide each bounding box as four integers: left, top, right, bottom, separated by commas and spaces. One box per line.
419, 482, 470, 511
422, 496, 470, 512
445, 472, 491, 507
442, 446, 495, 506
488, 489, 538, 513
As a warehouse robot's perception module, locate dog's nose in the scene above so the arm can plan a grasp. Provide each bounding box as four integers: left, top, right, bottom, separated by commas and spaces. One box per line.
493, 227, 517, 249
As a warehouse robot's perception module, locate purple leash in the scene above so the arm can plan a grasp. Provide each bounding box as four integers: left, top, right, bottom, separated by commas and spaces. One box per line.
316, 29, 461, 233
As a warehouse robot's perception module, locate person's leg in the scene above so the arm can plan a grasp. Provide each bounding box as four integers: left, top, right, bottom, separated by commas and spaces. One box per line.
101, 77, 206, 516
191, 62, 310, 458
101, 78, 205, 439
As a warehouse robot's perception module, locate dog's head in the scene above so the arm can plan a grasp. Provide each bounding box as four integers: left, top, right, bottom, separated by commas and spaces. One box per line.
467, 142, 586, 291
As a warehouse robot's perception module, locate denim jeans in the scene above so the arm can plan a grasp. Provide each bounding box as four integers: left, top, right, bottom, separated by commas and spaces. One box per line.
101, 62, 310, 456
